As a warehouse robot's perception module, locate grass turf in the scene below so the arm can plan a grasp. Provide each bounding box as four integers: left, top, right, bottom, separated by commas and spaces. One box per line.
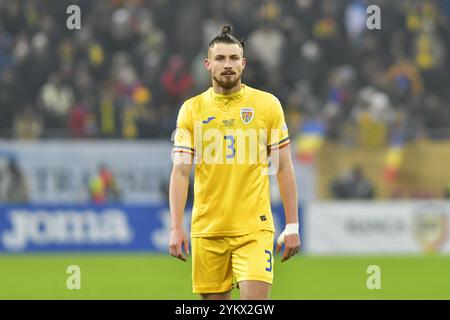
0, 254, 449, 299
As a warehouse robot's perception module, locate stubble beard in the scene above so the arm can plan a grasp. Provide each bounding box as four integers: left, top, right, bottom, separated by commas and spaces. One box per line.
212, 73, 241, 90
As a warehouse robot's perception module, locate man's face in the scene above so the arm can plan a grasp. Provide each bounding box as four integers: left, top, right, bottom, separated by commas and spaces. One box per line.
205, 43, 246, 90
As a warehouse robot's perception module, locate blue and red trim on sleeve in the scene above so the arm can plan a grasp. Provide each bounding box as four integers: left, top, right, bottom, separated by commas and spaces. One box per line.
173, 145, 195, 155
268, 136, 290, 150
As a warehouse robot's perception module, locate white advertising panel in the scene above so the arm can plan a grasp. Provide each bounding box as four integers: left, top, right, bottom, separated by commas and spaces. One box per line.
305, 201, 450, 254
0, 140, 173, 203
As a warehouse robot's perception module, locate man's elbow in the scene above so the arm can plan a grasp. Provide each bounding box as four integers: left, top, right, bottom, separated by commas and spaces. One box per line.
172, 164, 192, 179
277, 158, 294, 176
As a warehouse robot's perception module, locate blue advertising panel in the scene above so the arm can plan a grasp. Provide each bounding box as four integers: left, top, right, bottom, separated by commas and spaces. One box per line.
0, 203, 302, 253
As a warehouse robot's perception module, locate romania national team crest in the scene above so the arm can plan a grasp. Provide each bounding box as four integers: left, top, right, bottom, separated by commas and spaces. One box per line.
240, 108, 254, 124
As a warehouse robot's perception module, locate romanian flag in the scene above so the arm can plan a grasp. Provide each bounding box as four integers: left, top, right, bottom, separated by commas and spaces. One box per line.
295, 120, 325, 163
384, 132, 405, 182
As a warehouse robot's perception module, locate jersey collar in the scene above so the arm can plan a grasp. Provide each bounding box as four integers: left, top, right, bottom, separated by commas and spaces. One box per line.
210, 84, 246, 104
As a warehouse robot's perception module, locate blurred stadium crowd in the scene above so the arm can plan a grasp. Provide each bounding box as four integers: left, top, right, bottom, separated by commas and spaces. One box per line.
0, 0, 449, 143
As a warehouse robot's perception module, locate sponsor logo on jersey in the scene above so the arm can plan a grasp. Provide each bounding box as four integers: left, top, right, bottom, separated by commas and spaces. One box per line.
202, 117, 215, 124
222, 119, 235, 127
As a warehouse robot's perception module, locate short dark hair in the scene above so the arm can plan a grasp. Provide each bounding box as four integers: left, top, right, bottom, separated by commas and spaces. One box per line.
208, 25, 245, 49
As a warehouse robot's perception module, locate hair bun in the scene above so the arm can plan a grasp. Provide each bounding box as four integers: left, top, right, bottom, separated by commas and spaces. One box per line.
221, 25, 232, 35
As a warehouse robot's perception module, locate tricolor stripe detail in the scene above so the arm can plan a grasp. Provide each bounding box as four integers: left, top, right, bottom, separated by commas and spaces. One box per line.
173, 145, 195, 155
268, 136, 290, 150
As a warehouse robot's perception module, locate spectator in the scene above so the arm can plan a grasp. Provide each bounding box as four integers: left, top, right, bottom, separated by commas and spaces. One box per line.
88, 164, 122, 204
13, 106, 43, 140
0, 158, 29, 203
385, 56, 424, 101
344, 0, 367, 49
247, 20, 286, 74
201, 2, 228, 47
39, 72, 74, 131
67, 98, 98, 139
161, 54, 194, 105
0, 67, 20, 133
330, 165, 375, 199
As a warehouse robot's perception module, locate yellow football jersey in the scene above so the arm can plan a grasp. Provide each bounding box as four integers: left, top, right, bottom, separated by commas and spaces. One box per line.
173, 84, 289, 237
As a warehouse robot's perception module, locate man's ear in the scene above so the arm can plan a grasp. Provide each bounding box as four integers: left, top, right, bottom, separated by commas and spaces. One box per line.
204, 58, 211, 71
242, 57, 246, 70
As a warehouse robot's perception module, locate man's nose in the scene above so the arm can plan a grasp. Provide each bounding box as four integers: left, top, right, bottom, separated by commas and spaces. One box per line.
224, 59, 232, 68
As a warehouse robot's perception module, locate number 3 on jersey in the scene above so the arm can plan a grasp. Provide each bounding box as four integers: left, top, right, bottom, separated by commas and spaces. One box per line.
224, 135, 235, 159
265, 249, 272, 272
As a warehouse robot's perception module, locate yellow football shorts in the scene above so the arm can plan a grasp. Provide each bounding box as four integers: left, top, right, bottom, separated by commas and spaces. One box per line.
191, 230, 274, 294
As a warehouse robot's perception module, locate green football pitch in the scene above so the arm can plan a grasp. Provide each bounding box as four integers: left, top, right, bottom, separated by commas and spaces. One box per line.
0, 254, 449, 299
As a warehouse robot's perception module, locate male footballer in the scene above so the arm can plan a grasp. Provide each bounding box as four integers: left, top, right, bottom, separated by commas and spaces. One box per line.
169, 25, 300, 300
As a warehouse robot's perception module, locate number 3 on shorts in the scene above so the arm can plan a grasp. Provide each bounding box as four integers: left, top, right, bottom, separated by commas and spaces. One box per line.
265, 249, 272, 272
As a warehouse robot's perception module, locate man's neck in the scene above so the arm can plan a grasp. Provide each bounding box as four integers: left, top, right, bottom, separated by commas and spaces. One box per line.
212, 81, 242, 95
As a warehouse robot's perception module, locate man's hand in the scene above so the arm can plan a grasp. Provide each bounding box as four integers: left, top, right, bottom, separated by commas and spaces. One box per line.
169, 228, 189, 262
276, 227, 301, 262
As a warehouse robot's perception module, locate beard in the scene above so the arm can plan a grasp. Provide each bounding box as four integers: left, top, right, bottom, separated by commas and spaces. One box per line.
212, 73, 241, 90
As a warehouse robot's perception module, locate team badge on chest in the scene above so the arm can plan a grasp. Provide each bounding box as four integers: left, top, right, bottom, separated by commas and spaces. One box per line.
240, 108, 254, 124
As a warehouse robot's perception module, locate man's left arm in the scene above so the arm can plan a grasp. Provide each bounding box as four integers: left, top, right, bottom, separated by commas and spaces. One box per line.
273, 144, 301, 262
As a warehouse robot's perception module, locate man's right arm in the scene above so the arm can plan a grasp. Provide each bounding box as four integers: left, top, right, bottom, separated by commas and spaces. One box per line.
168, 161, 192, 261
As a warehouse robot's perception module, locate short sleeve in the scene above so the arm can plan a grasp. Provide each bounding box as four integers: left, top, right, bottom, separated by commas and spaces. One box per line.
268, 96, 290, 150
173, 103, 194, 155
